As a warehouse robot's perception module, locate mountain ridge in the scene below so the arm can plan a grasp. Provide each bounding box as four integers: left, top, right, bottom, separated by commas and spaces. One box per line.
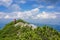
0, 19, 60, 40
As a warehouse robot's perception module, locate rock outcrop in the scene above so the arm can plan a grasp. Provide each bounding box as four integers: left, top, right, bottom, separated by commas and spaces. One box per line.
14, 22, 37, 29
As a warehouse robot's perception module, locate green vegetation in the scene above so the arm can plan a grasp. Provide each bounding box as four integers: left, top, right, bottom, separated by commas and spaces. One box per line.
0, 19, 60, 40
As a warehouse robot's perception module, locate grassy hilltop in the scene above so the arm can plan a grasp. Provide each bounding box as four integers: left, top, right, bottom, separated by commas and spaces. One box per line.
0, 19, 60, 40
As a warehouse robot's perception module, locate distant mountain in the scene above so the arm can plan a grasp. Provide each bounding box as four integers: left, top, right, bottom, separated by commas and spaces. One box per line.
0, 19, 60, 40
32, 23, 60, 32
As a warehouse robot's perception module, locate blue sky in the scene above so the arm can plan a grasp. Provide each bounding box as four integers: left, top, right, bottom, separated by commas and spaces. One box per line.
0, 0, 60, 25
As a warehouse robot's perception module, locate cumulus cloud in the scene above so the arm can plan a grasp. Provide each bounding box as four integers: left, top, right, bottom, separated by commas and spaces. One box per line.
30, 8, 39, 13
4, 15, 10, 19
0, 8, 39, 19
32, 11, 57, 19
16, 8, 40, 19
0, 8, 59, 20
0, 0, 13, 7
8, 4, 21, 11
4, 14, 18, 19
0, 0, 21, 12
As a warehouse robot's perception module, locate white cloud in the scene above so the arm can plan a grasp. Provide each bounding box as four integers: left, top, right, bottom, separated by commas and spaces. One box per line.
20, 0, 26, 4
2, 8, 39, 19
0, 8, 58, 20
53, 12, 60, 14
30, 0, 59, 5
0, 0, 21, 11
33, 5, 54, 9
46, 6, 54, 9
14, 0, 26, 4
4, 15, 10, 19
8, 4, 21, 11
32, 4, 44, 8
32, 4, 54, 9
0, 12, 5, 19
4, 15, 19, 19
0, 14, 2, 19
0, 0, 12, 7
38, 5, 44, 8
35, 11, 57, 19
30, 8, 39, 13
16, 8, 40, 19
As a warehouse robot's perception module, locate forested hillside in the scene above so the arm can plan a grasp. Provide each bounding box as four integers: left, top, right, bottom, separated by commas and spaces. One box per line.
0, 19, 60, 40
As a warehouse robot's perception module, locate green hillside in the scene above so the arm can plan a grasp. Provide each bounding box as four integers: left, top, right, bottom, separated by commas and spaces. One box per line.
0, 19, 60, 40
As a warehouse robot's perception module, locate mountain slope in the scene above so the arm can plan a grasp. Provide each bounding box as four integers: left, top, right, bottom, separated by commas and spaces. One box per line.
0, 19, 60, 40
